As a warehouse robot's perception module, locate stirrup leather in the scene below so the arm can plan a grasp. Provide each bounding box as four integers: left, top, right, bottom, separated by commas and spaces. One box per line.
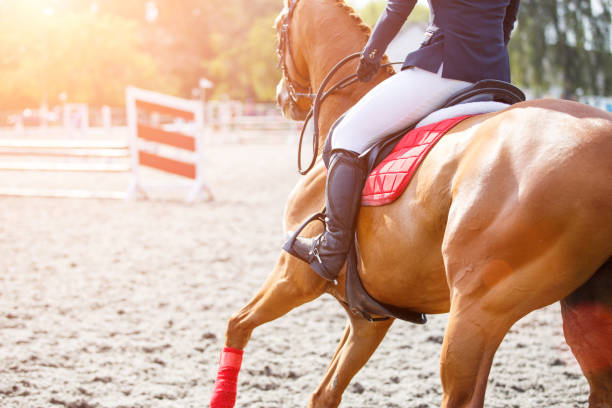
309, 234, 326, 264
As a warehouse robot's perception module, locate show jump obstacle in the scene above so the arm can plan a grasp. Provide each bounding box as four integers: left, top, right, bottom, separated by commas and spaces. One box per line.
126, 86, 213, 202
0, 139, 131, 199
0, 87, 213, 202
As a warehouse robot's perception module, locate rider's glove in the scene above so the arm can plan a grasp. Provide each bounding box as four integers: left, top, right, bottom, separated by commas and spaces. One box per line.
356, 49, 381, 82
356, 0, 417, 82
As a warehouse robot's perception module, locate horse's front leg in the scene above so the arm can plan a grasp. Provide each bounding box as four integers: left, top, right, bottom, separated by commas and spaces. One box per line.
210, 252, 327, 408
309, 312, 393, 408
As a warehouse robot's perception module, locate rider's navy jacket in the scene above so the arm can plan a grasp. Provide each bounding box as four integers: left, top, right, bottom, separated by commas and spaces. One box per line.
364, 0, 520, 83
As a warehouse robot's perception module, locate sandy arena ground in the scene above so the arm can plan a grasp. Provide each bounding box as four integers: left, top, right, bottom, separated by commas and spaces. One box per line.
0, 140, 589, 407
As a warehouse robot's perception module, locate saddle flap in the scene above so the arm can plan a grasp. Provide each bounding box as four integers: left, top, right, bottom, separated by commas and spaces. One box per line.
345, 237, 427, 324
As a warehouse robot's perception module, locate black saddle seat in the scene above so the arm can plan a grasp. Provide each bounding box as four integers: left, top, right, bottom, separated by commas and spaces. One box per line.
439, 79, 526, 108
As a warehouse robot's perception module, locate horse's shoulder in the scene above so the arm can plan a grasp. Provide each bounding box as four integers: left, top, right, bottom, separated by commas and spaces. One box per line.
284, 161, 326, 230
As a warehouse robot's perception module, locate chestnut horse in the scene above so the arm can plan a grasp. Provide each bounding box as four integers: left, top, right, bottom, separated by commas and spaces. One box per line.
214, 0, 612, 407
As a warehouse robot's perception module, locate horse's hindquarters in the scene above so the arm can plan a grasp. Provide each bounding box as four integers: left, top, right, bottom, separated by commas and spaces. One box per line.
355, 114, 507, 314
435, 102, 612, 407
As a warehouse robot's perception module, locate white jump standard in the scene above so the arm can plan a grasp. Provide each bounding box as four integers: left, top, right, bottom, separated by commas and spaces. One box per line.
126, 86, 213, 203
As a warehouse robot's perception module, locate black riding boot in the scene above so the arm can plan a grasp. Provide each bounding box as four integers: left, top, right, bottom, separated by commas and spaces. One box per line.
283, 149, 366, 281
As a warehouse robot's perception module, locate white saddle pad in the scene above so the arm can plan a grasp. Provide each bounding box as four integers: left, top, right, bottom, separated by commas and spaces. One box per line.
415, 101, 510, 128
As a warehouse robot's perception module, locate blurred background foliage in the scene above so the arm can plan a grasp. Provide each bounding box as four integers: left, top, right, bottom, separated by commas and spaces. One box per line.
358, 0, 429, 26
0, 0, 281, 109
0, 0, 610, 109
510, 0, 612, 98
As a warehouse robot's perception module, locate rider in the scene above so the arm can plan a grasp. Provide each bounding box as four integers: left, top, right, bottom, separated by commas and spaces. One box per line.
285, 0, 520, 281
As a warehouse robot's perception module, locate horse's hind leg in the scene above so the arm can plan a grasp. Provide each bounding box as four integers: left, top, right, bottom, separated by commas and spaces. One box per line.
439, 290, 523, 408
561, 257, 612, 408
439, 210, 609, 407
210, 252, 327, 407
439, 261, 592, 408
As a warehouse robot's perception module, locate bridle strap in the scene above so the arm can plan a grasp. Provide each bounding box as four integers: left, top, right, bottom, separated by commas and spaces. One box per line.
284, 0, 310, 84
278, 0, 315, 104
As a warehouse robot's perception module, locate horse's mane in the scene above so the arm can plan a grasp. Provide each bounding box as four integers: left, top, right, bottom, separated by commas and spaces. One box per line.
332, 0, 372, 37
279, 0, 395, 76
330, 0, 396, 76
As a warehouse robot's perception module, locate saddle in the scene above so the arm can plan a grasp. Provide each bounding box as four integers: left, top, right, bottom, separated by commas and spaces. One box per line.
345, 79, 525, 323
359, 79, 525, 177
293, 80, 525, 323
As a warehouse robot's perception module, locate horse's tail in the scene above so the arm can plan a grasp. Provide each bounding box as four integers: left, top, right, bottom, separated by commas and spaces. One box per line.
563, 256, 612, 306
560, 256, 612, 403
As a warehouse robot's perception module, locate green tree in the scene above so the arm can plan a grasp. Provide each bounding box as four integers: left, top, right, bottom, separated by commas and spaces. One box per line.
0, 3, 177, 108
205, 12, 280, 101
112, 0, 281, 101
509, 0, 612, 98
357, 1, 429, 28
182, 0, 281, 101
0, 0, 283, 107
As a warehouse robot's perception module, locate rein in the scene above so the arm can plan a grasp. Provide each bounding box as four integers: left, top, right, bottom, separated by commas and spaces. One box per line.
297, 52, 361, 174
296, 55, 404, 175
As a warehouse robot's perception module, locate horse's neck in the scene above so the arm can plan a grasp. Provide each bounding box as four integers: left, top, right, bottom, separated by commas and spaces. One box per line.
299, 0, 392, 148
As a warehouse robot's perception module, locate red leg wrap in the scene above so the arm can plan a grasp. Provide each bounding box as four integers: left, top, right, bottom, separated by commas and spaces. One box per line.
210, 347, 244, 408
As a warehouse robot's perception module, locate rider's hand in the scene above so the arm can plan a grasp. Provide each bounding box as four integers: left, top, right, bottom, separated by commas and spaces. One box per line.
356, 49, 381, 82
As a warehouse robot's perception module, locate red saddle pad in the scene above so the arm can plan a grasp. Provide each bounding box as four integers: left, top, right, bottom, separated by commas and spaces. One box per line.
362, 115, 473, 206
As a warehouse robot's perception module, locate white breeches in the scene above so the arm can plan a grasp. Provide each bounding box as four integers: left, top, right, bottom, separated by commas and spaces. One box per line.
331, 66, 472, 153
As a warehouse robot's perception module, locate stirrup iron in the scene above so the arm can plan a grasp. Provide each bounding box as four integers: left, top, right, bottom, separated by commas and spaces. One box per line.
282, 211, 325, 255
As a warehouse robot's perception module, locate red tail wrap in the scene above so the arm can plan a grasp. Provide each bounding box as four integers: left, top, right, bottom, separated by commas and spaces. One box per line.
210, 347, 244, 408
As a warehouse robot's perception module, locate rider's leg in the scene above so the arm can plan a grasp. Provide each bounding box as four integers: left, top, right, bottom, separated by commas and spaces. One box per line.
285, 148, 366, 280
284, 66, 471, 281
331, 66, 471, 153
